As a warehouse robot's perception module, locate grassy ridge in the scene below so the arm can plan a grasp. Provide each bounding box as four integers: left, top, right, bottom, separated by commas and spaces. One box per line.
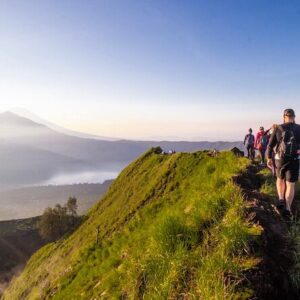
4, 149, 260, 299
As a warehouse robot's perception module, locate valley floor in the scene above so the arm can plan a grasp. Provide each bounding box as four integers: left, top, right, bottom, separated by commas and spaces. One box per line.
0, 181, 112, 221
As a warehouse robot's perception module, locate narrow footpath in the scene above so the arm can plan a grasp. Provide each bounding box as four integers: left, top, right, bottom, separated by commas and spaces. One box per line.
234, 165, 299, 300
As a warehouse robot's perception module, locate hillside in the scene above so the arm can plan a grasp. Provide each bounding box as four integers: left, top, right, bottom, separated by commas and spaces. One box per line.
4, 148, 299, 299
0, 217, 45, 296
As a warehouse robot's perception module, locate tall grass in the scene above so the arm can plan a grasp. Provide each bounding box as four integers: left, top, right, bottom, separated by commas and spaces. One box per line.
4, 150, 261, 300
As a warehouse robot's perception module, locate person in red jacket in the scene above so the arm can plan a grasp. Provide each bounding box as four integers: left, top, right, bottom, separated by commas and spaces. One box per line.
254, 126, 271, 165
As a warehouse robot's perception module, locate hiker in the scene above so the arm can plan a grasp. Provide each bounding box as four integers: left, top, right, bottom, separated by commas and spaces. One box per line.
269, 124, 278, 177
212, 148, 219, 157
267, 109, 300, 217
254, 126, 270, 165
244, 128, 255, 160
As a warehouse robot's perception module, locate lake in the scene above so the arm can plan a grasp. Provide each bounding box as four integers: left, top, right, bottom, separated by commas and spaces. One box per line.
39, 170, 120, 186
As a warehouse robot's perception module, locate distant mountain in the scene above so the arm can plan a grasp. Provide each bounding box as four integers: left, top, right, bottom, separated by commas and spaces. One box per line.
10, 108, 120, 141
0, 140, 89, 189
0, 111, 53, 142
0, 111, 42, 127
0, 111, 244, 189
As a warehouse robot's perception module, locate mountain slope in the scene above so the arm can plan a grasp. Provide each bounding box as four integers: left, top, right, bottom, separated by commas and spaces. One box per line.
0, 140, 91, 189
10, 108, 119, 141
0, 217, 45, 296
4, 149, 261, 299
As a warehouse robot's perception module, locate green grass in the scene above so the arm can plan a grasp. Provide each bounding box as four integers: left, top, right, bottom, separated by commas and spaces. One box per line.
4, 149, 261, 300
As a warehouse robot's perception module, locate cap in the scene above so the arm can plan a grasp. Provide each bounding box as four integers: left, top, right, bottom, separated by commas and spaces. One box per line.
284, 108, 295, 117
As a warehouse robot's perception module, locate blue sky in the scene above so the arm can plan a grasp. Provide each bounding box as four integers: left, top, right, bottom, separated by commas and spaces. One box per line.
1, 0, 300, 140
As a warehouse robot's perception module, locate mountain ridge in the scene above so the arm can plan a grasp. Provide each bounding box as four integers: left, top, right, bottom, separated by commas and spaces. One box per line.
0, 111, 46, 128
9, 109, 120, 141
3, 148, 265, 299
2, 110, 243, 144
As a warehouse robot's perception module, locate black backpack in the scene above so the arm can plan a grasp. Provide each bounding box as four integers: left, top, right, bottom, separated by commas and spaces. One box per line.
245, 134, 254, 146
277, 124, 299, 159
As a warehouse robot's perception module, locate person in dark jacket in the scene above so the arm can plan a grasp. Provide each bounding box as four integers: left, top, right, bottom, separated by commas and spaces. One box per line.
267, 109, 300, 217
244, 128, 255, 160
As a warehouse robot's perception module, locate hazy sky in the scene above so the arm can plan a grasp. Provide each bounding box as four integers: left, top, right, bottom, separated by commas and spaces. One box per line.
1, 0, 300, 140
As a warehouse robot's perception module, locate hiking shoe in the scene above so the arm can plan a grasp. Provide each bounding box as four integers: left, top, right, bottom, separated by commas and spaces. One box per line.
282, 209, 293, 221
276, 199, 285, 209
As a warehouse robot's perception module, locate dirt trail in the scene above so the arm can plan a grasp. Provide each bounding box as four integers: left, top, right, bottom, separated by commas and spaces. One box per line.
234, 165, 298, 300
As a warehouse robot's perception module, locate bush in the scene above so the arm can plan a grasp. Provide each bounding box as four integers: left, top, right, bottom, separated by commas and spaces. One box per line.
38, 197, 80, 241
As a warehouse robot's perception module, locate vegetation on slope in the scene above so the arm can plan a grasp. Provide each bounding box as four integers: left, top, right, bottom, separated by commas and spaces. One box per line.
4, 148, 261, 299
37, 197, 81, 242
0, 217, 45, 297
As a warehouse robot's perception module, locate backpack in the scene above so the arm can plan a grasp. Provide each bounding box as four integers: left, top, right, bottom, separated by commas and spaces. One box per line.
259, 135, 269, 149
277, 125, 299, 159
245, 134, 254, 146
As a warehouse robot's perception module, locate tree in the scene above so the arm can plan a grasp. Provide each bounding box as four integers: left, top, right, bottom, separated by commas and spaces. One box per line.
38, 204, 69, 241
66, 197, 78, 217
38, 198, 79, 241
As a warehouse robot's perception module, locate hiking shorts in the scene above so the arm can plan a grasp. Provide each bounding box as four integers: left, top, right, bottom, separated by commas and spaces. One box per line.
275, 159, 300, 182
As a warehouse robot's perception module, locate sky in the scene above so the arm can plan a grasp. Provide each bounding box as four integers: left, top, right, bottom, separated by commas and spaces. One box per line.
1, 0, 300, 141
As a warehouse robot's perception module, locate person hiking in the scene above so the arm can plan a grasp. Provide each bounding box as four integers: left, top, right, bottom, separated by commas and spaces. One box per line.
268, 124, 278, 177
244, 128, 255, 160
254, 126, 270, 165
267, 109, 300, 218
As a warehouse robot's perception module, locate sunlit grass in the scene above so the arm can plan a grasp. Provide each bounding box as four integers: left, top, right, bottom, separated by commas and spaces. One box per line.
4, 149, 261, 299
